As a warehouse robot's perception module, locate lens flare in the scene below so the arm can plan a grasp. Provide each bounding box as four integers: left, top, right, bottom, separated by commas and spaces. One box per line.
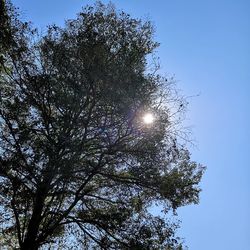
143, 113, 154, 124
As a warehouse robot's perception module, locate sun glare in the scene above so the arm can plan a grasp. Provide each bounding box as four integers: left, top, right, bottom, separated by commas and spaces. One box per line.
143, 113, 154, 124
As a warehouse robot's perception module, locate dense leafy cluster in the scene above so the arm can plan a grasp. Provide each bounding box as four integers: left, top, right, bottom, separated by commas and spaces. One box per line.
0, 1, 204, 249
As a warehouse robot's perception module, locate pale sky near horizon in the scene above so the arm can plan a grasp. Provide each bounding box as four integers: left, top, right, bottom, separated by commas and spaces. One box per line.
12, 1, 250, 249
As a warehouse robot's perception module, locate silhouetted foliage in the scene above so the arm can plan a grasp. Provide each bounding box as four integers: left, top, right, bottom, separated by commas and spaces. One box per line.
0, 1, 204, 249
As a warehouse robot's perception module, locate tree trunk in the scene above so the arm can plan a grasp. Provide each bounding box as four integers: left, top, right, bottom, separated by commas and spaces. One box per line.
20, 188, 46, 250
20, 241, 40, 250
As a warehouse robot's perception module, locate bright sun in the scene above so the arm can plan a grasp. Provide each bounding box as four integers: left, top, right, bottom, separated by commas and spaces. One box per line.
143, 113, 154, 124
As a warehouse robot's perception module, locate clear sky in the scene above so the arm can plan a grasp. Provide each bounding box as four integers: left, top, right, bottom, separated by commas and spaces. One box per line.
12, 1, 250, 249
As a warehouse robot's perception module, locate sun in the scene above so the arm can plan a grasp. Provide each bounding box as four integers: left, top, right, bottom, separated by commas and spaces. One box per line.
142, 113, 154, 124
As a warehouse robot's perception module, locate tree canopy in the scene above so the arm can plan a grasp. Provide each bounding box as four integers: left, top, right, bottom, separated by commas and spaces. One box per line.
0, 1, 205, 249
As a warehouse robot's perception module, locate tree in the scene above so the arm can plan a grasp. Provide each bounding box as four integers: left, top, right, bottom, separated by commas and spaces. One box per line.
0, 0, 11, 71
0, 1, 205, 249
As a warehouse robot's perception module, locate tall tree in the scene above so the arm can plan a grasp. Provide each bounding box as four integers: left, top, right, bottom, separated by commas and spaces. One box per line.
0, 1, 205, 249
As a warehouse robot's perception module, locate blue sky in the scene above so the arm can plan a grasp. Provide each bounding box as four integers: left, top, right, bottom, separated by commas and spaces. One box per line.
12, 1, 250, 249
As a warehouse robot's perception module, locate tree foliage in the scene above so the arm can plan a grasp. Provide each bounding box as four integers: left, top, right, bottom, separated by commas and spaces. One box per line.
0, 1, 205, 249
